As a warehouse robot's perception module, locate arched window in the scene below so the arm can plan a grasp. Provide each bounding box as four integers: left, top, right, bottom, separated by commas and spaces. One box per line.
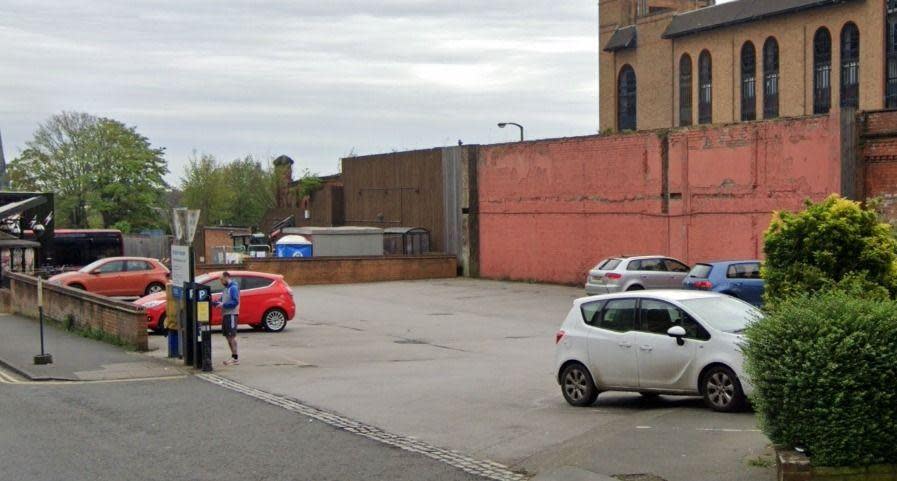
740, 42, 757, 121
698, 50, 712, 124
618, 65, 637, 131
813, 28, 832, 114
887, 3, 897, 108
679, 54, 693, 127
840, 22, 860, 108
763, 38, 780, 119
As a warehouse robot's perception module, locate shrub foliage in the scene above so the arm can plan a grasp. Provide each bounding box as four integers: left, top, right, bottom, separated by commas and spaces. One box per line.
763, 195, 897, 305
743, 289, 897, 467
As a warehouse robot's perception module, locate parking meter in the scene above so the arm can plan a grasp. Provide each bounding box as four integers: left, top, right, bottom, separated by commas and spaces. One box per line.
195, 284, 213, 372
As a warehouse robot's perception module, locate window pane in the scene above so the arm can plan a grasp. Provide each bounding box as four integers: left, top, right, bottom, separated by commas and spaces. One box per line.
126, 260, 151, 271
763, 38, 779, 118
689, 264, 713, 278
679, 55, 693, 127
581, 300, 606, 326
97, 261, 125, 273
664, 259, 690, 273
599, 258, 622, 270
699, 51, 712, 124
641, 299, 711, 340
240, 276, 273, 290
618, 66, 637, 131
640, 299, 677, 334
741, 42, 756, 121
639, 259, 667, 272
814, 28, 832, 114
840, 23, 860, 109
599, 299, 637, 332
726, 263, 761, 279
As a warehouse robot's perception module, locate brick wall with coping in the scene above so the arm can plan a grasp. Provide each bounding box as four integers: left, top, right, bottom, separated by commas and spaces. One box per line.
5, 271, 148, 351
241, 256, 456, 286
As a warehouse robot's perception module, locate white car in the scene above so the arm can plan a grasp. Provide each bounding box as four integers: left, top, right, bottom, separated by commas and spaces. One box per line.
554, 290, 761, 412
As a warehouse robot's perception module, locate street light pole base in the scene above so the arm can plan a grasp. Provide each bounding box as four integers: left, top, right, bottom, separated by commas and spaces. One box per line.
33, 354, 53, 365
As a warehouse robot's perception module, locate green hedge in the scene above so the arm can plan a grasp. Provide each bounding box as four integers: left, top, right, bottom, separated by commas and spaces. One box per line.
743, 289, 897, 467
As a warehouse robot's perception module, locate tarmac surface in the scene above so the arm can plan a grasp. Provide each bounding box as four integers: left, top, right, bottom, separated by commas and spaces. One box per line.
147, 278, 775, 481
0, 369, 491, 481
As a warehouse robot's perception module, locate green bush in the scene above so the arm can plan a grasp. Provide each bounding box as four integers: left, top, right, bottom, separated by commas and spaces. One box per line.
743, 289, 897, 466
763, 195, 897, 306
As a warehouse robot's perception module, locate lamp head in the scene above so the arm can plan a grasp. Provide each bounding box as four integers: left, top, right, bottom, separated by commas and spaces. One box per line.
497, 123, 507, 128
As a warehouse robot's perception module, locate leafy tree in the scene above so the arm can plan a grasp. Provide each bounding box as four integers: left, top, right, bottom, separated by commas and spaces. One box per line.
763, 195, 897, 305
180, 153, 233, 227
8, 112, 168, 230
221, 156, 276, 227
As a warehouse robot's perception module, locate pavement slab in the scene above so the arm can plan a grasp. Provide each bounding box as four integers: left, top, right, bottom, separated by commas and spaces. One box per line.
0, 313, 184, 381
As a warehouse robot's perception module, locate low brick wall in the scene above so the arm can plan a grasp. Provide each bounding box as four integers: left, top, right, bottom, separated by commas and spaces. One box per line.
6, 272, 148, 351
240, 256, 457, 286
195, 264, 234, 276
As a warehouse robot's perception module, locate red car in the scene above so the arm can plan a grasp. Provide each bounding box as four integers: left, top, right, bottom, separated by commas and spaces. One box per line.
135, 271, 296, 333
49, 256, 170, 297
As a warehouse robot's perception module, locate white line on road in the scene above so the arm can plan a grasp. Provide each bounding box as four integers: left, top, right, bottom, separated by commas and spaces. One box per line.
198, 373, 528, 481
696, 428, 762, 433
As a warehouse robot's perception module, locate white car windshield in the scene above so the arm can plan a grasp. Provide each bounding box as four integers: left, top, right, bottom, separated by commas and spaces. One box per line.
679, 297, 762, 333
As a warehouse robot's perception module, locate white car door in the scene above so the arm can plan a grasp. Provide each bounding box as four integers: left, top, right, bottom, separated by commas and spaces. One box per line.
586, 298, 639, 389
634, 299, 704, 391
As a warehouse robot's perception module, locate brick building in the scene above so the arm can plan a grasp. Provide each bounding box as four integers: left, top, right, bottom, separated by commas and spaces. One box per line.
600, 0, 897, 131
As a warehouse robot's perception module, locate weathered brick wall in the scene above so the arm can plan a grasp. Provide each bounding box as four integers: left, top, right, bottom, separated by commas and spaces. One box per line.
862, 110, 897, 221
477, 114, 843, 285
6, 272, 148, 350
243, 256, 457, 286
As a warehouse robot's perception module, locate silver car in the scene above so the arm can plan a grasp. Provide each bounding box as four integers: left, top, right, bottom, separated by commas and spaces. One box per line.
585, 256, 690, 295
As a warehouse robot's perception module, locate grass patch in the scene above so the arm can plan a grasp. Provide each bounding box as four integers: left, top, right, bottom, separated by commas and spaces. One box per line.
746, 456, 773, 468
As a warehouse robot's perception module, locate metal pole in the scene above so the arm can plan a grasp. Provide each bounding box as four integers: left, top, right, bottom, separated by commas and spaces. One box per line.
34, 277, 52, 364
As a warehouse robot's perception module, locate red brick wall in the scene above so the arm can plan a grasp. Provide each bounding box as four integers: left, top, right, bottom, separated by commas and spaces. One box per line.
244, 256, 456, 286
477, 114, 843, 285
7, 272, 148, 350
862, 110, 897, 220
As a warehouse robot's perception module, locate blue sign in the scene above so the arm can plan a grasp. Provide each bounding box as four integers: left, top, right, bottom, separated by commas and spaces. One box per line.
197, 289, 209, 302
172, 286, 183, 299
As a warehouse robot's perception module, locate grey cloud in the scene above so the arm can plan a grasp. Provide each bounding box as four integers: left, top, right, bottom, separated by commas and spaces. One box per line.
0, 1, 729, 184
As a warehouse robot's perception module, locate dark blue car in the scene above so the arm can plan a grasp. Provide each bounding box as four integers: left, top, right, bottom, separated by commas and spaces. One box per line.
683, 260, 765, 307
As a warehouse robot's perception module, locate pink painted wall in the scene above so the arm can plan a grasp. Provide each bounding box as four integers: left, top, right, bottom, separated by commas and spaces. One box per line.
477, 114, 842, 285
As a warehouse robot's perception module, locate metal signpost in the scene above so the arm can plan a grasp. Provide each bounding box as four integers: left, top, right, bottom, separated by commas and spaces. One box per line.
170, 208, 202, 369
33, 277, 52, 365
171, 244, 193, 365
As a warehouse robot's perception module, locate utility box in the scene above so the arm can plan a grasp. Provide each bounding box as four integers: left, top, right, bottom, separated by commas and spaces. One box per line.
281, 227, 384, 257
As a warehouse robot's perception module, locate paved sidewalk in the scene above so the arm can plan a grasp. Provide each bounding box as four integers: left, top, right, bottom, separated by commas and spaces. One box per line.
0, 313, 185, 381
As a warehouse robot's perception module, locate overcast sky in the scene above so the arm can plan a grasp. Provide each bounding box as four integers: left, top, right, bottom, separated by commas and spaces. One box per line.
0, 1, 731, 185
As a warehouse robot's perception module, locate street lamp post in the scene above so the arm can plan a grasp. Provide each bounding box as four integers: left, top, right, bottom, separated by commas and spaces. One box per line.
497, 122, 524, 142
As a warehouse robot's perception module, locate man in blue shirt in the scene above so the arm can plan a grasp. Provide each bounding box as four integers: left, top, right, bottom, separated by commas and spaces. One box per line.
215, 272, 240, 366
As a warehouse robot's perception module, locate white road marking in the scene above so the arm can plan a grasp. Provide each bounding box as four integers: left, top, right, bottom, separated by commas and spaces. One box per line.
696, 428, 762, 433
